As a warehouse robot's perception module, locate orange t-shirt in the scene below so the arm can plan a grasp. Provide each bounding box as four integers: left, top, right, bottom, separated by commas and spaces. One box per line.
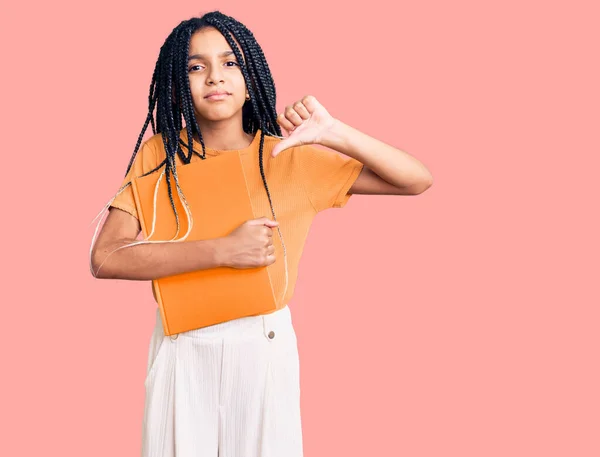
109, 128, 364, 308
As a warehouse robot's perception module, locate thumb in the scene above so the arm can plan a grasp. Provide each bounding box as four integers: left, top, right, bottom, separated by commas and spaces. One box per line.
271, 137, 299, 158
249, 217, 279, 226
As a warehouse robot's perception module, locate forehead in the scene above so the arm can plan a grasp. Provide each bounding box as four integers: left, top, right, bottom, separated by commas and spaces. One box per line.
189, 27, 243, 57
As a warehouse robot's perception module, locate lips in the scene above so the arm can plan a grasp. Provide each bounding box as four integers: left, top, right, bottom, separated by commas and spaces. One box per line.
204, 91, 230, 99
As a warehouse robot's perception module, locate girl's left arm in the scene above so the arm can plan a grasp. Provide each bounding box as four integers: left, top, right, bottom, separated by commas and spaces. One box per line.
321, 119, 433, 196
272, 95, 433, 196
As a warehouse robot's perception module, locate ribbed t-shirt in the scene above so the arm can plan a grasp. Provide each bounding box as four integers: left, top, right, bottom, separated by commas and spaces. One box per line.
109, 128, 364, 309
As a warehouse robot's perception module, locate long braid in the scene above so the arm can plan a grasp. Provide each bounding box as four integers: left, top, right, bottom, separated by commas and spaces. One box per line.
159, 29, 183, 233
176, 26, 200, 162
148, 64, 159, 134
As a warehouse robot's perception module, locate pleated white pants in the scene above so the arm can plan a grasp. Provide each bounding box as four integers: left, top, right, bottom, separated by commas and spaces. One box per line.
141, 304, 303, 457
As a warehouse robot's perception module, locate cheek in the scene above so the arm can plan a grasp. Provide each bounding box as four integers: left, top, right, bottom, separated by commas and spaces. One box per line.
231, 71, 246, 89
188, 78, 203, 99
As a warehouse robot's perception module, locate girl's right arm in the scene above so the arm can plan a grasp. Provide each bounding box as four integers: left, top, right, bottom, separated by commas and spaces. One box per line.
90, 207, 230, 280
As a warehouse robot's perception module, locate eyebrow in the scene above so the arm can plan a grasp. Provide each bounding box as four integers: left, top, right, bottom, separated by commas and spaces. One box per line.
188, 51, 235, 61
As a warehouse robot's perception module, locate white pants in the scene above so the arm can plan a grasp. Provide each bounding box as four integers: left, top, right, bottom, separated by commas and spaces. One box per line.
141, 304, 303, 457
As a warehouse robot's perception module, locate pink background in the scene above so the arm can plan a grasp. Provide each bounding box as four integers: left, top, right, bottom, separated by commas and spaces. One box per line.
3, 0, 599, 455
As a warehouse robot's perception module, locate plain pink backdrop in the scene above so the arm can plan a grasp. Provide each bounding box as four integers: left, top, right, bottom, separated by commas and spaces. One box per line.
2, 0, 599, 455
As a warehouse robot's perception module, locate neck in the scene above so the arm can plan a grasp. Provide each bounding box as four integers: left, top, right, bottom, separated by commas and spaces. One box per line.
192, 118, 254, 151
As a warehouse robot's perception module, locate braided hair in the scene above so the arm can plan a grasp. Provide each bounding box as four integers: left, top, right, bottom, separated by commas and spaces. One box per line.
90, 11, 289, 286
126, 11, 284, 233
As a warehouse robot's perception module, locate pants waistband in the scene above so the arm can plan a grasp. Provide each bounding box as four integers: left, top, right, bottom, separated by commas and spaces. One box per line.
155, 305, 292, 340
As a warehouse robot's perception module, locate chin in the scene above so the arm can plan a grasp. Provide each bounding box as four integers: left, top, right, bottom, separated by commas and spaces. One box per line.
198, 111, 236, 122
199, 105, 242, 120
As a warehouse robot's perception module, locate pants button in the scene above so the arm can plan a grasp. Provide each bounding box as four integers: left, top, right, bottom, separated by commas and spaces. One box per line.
170, 334, 179, 340
268, 330, 275, 339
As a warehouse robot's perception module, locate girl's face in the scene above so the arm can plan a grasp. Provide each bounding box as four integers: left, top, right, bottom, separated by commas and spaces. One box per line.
186, 27, 248, 123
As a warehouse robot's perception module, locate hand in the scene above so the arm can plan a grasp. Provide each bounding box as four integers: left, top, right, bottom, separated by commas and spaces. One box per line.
271, 95, 337, 158
220, 217, 279, 269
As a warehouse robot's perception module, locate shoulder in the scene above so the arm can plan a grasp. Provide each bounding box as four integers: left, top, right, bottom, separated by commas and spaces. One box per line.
140, 132, 172, 163
258, 132, 283, 154
142, 132, 165, 154
253, 133, 291, 162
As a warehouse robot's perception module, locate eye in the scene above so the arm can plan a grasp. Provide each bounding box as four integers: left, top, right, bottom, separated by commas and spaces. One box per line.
225, 61, 240, 67
188, 64, 203, 72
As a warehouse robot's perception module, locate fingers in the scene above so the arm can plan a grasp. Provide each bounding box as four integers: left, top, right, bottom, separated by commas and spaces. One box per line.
262, 226, 274, 240
277, 112, 296, 134
262, 244, 276, 267
277, 96, 313, 134
250, 217, 278, 226
293, 100, 310, 119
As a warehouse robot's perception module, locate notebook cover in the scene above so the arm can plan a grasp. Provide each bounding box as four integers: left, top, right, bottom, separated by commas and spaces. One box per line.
130, 151, 277, 336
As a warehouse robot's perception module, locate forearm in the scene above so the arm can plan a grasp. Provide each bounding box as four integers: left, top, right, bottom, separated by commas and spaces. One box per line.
92, 237, 229, 281
321, 119, 433, 189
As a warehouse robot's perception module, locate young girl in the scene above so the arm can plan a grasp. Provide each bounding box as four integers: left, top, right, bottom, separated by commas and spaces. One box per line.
89, 10, 432, 457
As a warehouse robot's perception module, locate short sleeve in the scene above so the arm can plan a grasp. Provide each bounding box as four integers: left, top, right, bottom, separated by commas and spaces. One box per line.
295, 144, 364, 212
109, 141, 158, 220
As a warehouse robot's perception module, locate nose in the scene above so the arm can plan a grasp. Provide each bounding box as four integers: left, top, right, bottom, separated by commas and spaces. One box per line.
206, 64, 225, 85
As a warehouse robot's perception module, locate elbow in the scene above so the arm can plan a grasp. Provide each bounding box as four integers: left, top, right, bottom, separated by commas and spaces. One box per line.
90, 257, 104, 279
90, 249, 100, 279
413, 174, 433, 195
90, 250, 111, 280
402, 178, 432, 195
419, 178, 433, 194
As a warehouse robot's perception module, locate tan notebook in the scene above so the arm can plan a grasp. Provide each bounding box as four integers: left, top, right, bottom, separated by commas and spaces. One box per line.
130, 151, 277, 337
